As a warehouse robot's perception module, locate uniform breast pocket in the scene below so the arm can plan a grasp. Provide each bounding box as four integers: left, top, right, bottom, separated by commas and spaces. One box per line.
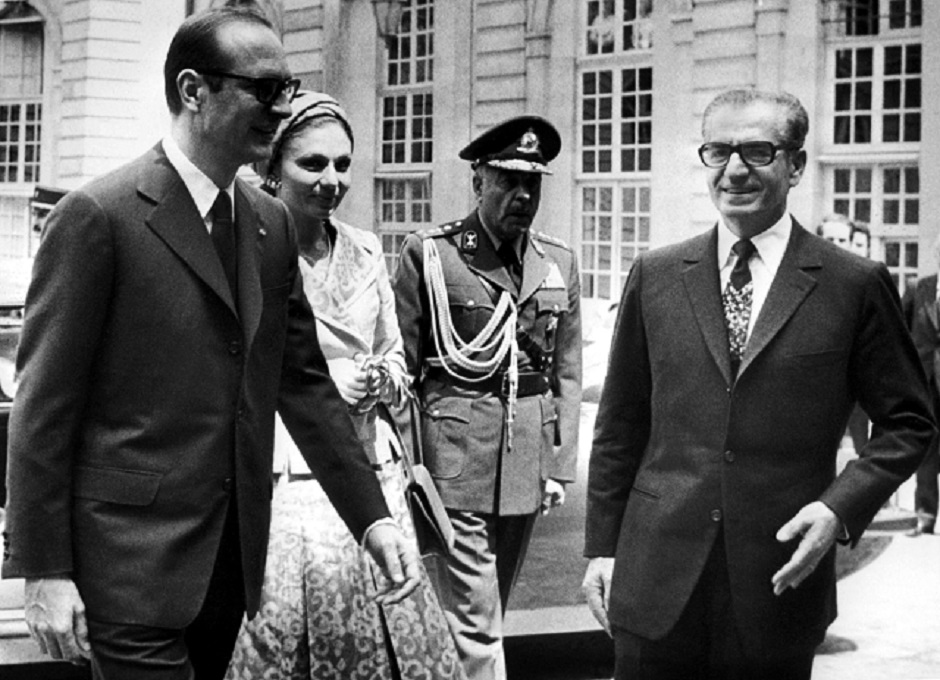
535, 290, 569, 316
445, 284, 496, 334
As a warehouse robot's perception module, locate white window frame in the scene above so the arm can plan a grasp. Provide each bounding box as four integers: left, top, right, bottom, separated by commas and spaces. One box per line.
0, 8, 44, 259
376, 0, 435, 267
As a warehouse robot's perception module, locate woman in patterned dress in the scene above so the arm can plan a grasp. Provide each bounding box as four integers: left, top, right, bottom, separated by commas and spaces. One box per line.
225, 91, 463, 680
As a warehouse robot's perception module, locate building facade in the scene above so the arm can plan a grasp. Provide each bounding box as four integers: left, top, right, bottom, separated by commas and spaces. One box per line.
2, 0, 937, 300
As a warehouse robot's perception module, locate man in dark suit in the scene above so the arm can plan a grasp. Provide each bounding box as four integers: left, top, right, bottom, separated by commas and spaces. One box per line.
581, 89, 934, 679
2, 8, 419, 679
903, 244, 940, 536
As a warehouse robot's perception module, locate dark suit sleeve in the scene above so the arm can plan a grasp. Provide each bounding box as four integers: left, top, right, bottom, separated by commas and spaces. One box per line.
4, 191, 114, 577
584, 258, 652, 557
820, 263, 936, 542
276, 225, 391, 542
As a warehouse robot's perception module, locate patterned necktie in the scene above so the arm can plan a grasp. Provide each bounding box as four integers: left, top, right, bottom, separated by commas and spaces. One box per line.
722, 239, 756, 377
211, 191, 237, 296
498, 241, 522, 291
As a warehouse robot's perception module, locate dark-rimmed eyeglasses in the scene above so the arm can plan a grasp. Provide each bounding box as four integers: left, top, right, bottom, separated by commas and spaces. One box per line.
698, 141, 797, 168
199, 70, 300, 106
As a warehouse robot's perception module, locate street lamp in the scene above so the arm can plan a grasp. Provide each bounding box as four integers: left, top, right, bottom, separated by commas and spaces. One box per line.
371, 0, 405, 43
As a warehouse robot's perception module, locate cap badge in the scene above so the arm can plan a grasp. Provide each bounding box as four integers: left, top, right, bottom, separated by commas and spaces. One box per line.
517, 129, 540, 155
462, 230, 479, 253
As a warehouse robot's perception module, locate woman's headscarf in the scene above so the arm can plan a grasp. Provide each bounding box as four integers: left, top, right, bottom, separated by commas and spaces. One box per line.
257, 90, 354, 194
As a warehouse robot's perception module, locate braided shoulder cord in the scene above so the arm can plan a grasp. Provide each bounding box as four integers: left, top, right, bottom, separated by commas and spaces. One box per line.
422, 237, 519, 448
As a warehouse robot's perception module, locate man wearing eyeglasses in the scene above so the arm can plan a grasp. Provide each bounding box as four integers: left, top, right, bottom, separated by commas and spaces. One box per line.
582, 88, 934, 679
3, 7, 420, 679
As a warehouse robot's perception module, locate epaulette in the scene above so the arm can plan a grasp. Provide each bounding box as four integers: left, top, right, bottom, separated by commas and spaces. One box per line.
417, 220, 464, 239
532, 230, 571, 250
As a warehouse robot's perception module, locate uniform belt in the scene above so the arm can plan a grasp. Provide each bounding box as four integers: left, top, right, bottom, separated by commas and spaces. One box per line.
426, 368, 551, 398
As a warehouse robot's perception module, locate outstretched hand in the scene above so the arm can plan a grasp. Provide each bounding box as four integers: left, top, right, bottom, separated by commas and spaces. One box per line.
363, 523, 422, 605
772, 501, 842, 596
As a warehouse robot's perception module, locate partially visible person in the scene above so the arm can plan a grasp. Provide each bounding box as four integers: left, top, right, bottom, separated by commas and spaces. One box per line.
225, 91, 463, 680
394, 116, 582, 680
583, 88, 934, 680
816, 212, 853, 249
817, 213, 870, 458
2, 9, 419, 679
850, 220, 871, 258
903, 234, 940, 537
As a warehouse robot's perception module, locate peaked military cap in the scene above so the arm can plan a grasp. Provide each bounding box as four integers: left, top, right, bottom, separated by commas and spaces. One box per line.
459, 115, 561, 175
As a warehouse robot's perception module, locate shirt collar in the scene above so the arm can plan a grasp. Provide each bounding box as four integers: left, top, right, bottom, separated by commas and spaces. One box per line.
717, 212, 792, 273
162, 135, 235, 221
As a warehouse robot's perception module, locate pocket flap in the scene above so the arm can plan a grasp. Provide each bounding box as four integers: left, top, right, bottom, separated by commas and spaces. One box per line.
73, 465, 162, 506
424, 397, 472, 424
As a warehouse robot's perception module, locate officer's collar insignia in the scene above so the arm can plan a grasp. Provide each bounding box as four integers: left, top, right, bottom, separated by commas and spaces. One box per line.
540, 262, 566, 290
517, 129, 539, 155
462, 230, 479, 253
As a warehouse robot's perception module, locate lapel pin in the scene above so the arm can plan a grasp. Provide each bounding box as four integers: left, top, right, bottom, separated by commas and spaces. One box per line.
258, 228, 267, 238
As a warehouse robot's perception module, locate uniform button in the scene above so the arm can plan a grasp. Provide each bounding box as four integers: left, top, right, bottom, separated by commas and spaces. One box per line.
711, 509, 722, 522
553, 304, 560, 312
467, 300, 475, 307
432, 409, 440, 417
724, 450, 735, 463
222, 477, 234, 493
228, 340, 242, 356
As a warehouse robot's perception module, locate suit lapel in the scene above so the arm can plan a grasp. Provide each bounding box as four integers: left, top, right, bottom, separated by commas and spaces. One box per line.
139, 146, 237, 316
738, 223, 818, 377
518, 234, 551, 305
234, 181, 263, 347
681, 229, 733, 385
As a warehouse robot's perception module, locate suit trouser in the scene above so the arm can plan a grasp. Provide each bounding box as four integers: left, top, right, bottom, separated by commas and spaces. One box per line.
914, 436, 940, 525
613, 533, 815, 680
427, 509, 536, 680
86, 499, 246, 680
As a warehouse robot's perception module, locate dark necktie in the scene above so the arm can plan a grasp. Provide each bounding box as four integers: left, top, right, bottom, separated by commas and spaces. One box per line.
722, 239, 756, 376
498, 241, 522, 291
211, 191, 237, 296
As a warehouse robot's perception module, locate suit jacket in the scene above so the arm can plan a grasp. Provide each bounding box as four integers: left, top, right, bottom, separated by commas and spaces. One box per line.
3, 144, 389, 628
393, 210, 581, 515
903, 274, 940, 396
585, 222, 934, 653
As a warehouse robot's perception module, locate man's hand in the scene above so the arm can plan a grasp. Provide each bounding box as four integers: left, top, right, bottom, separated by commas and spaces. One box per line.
363, 523, 422, 605
24, 577, 90, 664
540, 478, 567, 515
772, 501, 842, 596
581, 557, 614, 636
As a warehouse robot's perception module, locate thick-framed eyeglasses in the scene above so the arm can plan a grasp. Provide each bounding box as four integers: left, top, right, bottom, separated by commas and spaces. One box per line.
698, 141, 797, 168
199, 70, 301, 105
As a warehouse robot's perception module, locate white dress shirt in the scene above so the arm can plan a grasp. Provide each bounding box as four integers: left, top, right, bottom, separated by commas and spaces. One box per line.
162, 135, 235, 232
717, 213, 792, 342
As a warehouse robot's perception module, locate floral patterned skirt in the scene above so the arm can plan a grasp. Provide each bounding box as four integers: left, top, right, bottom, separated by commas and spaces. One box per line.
225, 460, 464, 680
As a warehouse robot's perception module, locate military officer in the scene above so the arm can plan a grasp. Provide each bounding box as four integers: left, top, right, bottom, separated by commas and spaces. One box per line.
393, 115, 582, 680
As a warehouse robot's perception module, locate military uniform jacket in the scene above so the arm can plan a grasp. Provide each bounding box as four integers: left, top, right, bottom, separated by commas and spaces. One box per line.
393, 210, 581, 515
